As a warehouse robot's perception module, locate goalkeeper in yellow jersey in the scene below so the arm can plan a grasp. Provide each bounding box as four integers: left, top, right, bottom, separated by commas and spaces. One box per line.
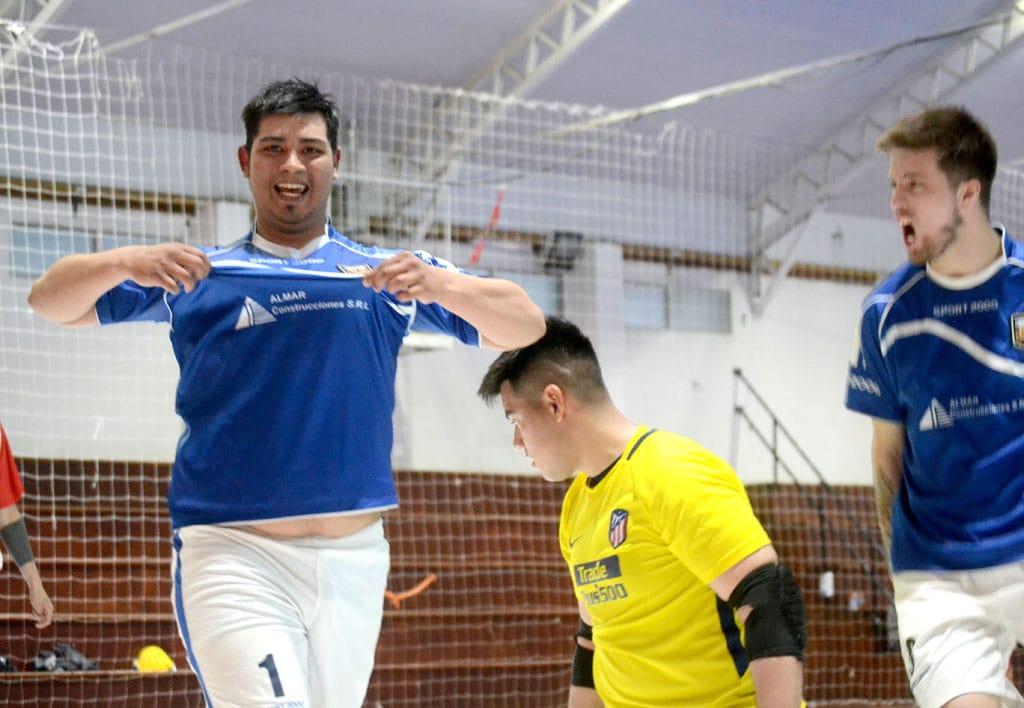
479, 317, 805, 707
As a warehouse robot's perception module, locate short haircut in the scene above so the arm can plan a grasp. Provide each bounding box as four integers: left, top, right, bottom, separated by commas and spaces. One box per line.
241, 78, 340, 153
876, 105, 997, 215
478, 316, 608, 406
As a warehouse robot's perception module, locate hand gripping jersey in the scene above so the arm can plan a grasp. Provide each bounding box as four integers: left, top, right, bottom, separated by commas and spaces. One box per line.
846, 227, 1024, 572
559, 426, 771, 708
1, 424, 26, 509
95, 228, 480, 528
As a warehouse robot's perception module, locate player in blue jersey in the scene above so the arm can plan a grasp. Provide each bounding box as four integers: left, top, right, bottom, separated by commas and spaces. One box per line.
479, 317, 806, 708
846, 106, 1024, 708
27, 78, 545, 707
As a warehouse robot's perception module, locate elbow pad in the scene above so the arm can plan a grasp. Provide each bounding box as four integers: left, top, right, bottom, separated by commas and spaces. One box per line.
1, 517, 35, 568
571, 620, 595, 688
727, 564, 807, 662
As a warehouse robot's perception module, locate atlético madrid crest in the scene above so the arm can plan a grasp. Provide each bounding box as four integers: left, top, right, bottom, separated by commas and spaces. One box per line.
1012, 312, 1024, 350
608, 509, 629, 549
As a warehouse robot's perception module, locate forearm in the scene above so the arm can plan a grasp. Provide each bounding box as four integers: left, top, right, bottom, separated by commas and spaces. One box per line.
17, 559, 45, 593
872, 464, 900, 555
567, 685, 603, 708
870, 423, 904, 557
437, 272, 545, 350
17, 557, 54, 628
28, 249, 138, 325
750, 656, 803, 707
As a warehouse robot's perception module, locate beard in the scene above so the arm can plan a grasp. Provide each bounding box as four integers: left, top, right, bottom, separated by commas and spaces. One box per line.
910, 208, 961, 267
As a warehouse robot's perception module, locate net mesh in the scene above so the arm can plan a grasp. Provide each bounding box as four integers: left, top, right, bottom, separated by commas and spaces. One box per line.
1, 21, 1022, 707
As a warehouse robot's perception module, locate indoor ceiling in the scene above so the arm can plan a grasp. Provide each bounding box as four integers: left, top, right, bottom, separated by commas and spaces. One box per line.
8, 0, 1024, 172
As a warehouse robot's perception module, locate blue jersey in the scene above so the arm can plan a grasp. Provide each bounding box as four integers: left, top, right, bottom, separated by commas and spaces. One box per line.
845, 227, 1024, 572
96, 227, 481, 528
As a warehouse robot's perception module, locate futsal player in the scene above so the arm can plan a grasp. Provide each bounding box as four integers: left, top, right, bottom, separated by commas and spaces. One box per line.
27, 78, 545, 707
478, 317, 805, 707
1, 420, 54, 629
846, 106, 1024, 708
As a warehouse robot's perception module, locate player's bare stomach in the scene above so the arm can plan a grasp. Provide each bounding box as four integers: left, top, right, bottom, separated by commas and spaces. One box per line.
241, 511, 381, 539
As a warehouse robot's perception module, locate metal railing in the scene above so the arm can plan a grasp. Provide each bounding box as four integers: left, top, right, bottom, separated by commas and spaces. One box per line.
731, 367, 892, 607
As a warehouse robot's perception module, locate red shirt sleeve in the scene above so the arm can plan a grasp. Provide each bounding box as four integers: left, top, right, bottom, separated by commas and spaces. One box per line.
0, 425, 26, 508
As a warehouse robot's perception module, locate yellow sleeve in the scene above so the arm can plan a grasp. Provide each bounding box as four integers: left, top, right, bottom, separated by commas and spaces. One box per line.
558, 474, 586, 565
635, 437, 770, 585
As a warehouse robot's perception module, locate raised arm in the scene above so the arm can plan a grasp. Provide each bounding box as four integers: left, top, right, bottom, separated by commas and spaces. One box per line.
870, 417, 905, 558
361, 251, 545, 350
710, 545, 805, 708
28, 244, 211, 327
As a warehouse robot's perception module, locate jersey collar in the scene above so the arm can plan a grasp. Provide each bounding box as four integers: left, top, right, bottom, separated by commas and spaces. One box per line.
587, 455, 622, 489
251, 225, 330, 260
926, 225, 1007, 290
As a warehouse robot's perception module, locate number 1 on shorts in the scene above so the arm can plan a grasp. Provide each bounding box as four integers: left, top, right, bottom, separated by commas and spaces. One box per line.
258, 653, 285, 697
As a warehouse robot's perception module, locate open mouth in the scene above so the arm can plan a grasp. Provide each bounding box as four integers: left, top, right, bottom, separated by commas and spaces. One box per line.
275, 182, 308, 198
901, 221, 915, 245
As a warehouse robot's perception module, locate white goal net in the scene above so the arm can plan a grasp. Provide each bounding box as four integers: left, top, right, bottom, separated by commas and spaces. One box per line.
1, 20, 1022, 708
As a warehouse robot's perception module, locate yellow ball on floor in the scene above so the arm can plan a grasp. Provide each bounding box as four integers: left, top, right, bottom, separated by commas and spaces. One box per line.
133, 645, 176, 673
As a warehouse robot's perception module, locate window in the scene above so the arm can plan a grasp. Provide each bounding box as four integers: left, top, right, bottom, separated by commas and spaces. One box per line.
9, 227, 92, 278
624, 281, 667, 330
670, 286, 731, 333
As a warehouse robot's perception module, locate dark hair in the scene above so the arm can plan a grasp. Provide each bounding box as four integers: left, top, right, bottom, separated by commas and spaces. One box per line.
876, 106, 997, 215
241, 78, 340, 153
478, 316, 607, 406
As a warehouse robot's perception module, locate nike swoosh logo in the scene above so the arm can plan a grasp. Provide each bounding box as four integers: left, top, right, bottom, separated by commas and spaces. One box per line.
568, 535, 583, 548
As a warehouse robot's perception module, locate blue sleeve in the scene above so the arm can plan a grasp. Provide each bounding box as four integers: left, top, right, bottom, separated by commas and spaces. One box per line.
95, 281, 171, 324
404, 250, 481, 346
845, 298, 902, 421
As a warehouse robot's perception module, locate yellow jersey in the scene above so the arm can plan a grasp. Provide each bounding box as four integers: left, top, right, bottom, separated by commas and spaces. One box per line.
559, 426, 771, 707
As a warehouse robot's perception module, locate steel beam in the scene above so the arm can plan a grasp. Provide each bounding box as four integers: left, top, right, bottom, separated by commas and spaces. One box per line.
396, 0, 632, 244
748, 0, 1024, 310
464, 0, 631, 99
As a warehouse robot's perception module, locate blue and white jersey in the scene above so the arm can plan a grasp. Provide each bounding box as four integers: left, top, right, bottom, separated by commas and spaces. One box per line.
846, 227, 1024, 572
96, 227, 481, 528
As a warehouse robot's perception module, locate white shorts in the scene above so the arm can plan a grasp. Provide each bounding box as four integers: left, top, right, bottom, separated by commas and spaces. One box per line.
892, 560, 1024, 708
172, 519, 389, 708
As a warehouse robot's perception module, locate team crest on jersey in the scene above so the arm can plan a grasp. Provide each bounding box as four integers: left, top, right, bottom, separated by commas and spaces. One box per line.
1011, 312, 1024, 350
608, 509, 628, 549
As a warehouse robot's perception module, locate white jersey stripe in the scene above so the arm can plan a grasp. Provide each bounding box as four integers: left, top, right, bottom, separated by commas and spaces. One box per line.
880, 318, 1024, 376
